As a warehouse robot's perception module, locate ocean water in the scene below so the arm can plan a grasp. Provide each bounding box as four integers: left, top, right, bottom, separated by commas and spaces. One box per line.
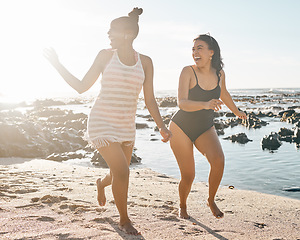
135, 88, 300, 200
1, 88, 300, 200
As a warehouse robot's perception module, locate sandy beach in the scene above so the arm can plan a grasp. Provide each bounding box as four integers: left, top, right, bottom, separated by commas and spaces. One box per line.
0, 159, 299, 240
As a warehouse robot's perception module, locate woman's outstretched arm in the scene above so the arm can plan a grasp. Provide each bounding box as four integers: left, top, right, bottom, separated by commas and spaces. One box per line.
141, 55, 172, 142
220, 70, 247, 119
44, 48, 110, 94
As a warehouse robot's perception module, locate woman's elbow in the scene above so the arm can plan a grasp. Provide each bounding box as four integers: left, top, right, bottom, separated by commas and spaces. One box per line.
178, 100, 187, 110
75, 86, 87, 94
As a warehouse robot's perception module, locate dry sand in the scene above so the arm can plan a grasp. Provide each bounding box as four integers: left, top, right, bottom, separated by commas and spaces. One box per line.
0, 159, 299, 240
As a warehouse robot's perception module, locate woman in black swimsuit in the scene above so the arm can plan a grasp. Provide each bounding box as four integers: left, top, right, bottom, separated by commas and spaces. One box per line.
169, 34, 246, 219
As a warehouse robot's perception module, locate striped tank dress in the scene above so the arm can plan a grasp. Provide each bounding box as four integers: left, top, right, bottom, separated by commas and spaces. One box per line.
86, 49, 145, 149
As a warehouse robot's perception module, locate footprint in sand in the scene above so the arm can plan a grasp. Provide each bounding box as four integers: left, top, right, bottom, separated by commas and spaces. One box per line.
14, 189, 38, 194
54, 187, 73, 192
66, 204, 91, 214
139, 197, 149, 202
159, 214, 179, 222
224, 210, 234, 214
40, 195, 68, 203
92, 217, 112, 223
36, 216, 55, 222
95, 208, 107, 213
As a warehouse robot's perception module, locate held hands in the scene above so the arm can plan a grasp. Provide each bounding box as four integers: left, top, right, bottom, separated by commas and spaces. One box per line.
159, 126, 172, 143
206, 99, 223, 111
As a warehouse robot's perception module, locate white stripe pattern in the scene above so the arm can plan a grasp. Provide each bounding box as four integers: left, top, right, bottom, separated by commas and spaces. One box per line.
86, 49, 145, 148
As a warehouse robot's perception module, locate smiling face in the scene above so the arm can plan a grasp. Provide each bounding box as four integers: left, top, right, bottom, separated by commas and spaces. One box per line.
192, 40, 214, 68
107, 21, 126, 49
107, 18, 138, 49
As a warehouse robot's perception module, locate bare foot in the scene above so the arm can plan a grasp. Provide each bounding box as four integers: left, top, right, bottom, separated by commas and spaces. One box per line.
119, 221, 140, 235
96, 178, 106, 206
179, 207, 190, 219
207, 199, 224, 219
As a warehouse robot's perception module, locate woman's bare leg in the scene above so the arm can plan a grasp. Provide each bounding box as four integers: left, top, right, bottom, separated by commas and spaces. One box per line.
169, 121, 195, 219
97, 141, 134, 206
97, 170, 112, 206
194, 127, 225, 218
97, 142, 139, 235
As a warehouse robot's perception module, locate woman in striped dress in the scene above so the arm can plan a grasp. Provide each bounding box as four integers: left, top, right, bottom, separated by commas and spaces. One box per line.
44, 8, 171, 235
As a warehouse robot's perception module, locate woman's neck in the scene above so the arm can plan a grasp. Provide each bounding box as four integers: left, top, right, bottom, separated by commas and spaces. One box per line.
195, 64, 214, 75
116, 44, 136, 66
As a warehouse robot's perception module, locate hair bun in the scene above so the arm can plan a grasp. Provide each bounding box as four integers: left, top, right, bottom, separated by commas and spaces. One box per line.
128, 7, 143, 22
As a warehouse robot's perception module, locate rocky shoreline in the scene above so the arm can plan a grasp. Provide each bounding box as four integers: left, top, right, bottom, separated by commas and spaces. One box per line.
0, 94, 300, 165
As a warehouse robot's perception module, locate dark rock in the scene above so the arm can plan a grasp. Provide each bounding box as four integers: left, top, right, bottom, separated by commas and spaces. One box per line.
136, 114, 151, 119
223, 133, 252, 144
294, 127, 300, 139
214, 111, 224, 118
159, 98, 177, 107
150, 138, 159, 141
242, 115, 268, 129
279, 136, 293, 143
278, 109, 295, 117
131, 152, 142, 163
261, 132, 282, 150
226, 118, 241, 127
225, 112, 235, 117
64, 119, 87, 131
280, 111, 300, 124
0, 107, 88, 158
257, 111, 267, 117
278, 128, 294, 137
163, 115, 172, 125
216, 129, 225, 136
46, 152, 85, 161
47, 112, 87, 123
91, 151, 107, 168
283, 187, 300, 192
214, 121, 225, 130
33, 99, 66, 108
136, 123, 148, 129
31, 108, 67, 118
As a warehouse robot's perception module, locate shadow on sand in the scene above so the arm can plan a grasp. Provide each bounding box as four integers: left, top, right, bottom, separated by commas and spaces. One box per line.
189, 217, 229, 240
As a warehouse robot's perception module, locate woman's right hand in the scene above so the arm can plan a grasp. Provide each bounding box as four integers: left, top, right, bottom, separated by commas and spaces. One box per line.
43, 48, 60, 68
205, 99, 223, 111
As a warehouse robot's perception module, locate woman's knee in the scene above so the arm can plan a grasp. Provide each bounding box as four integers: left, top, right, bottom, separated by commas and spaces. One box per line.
181, 171, 195, 184
209, 153, 225, 169
112, 165, 130, 182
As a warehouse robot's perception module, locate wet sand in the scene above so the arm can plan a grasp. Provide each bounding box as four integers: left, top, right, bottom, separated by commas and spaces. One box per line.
0, 159, 299, 240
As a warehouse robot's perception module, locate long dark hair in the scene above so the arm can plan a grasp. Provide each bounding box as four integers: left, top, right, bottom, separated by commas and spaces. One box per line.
194, 34, 224, 77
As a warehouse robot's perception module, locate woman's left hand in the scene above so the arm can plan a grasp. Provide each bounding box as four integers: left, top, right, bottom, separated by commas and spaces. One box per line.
235, 110, 247, 119
159, 127, 172, 143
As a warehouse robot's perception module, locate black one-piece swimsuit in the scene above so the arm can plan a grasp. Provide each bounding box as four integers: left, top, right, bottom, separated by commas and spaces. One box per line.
171, 66, 221, 142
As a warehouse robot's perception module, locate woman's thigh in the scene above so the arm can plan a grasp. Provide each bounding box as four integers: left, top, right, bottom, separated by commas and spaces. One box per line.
97, 143, 129, 176
121, 141, 134, 166
194, 127, 224, 164
169, 121, 195, 176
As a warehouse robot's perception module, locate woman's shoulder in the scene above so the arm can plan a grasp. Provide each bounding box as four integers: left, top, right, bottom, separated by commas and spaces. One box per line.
181, 65, 194, 74
139, 53, 153, 70
139, 53, 152, 63
97, 48, 114, 58
93, 49, 114, 64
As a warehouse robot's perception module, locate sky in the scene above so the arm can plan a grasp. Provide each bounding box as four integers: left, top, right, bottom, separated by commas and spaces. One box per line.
1, 0, 300, 101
